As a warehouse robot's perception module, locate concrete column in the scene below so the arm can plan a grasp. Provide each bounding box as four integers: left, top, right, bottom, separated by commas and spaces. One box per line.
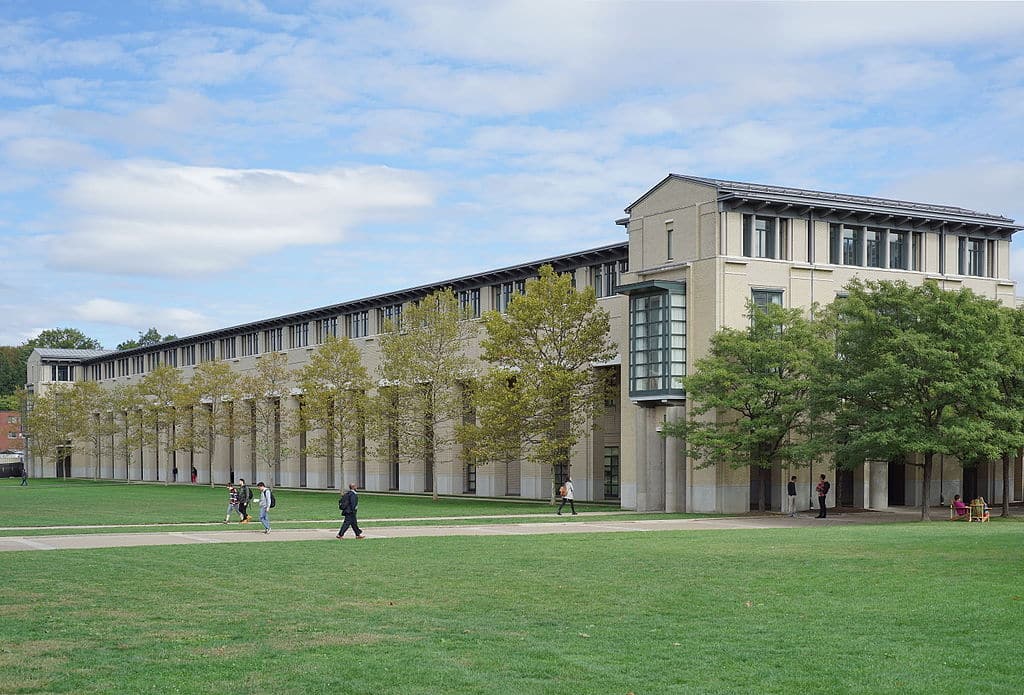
664, 405, 685, 512
868, 460, 888, 510
633, 407, 649, 510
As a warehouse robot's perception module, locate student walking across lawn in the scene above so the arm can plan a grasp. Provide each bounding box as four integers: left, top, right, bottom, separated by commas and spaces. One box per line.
257, 482, 272, 534
336, 483, 365, 539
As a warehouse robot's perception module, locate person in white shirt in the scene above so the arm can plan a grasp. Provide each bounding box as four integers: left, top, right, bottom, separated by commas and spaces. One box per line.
257, 482, 272, 534
556, 477, 576, 516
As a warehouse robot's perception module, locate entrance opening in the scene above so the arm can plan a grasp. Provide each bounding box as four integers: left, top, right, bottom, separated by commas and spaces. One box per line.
837, 468, 855, 507
888, 460, 906, 506
749, 466, 772, 511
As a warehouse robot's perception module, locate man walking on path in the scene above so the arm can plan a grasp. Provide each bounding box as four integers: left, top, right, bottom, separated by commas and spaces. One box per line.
786, 476, 797, 517
815, 474, 830, 519
256, 482, 272, 534
20, 462, 28, 486
337, 483, 365, 539
556, 477, 576, 516
237, 478, 253, 523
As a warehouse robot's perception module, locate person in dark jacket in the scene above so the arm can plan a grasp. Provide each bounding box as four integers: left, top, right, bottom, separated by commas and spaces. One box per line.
336, 483, 365, 539
237, 478, 253, 522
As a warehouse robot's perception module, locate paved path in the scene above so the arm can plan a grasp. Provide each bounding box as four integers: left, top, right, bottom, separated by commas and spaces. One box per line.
0, 510, 921, 553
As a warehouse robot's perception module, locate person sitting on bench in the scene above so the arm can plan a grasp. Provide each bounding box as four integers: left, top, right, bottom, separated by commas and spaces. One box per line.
951, 494, 969, 520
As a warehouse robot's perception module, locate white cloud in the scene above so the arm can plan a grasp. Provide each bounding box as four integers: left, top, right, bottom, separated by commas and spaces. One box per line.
50, 160, 438, 275
73, 298, 212, 336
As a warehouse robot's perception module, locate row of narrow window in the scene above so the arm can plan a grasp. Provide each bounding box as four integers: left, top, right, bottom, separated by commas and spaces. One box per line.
81, 263, 628, 382
741, 214, 997, 277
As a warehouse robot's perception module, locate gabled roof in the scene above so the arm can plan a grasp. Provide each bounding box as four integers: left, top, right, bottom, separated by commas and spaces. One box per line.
625, 174, 1022, 230
33, 348, 114, 360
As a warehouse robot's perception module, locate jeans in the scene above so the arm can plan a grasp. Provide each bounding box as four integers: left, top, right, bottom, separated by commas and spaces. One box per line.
259, 506, 270, 530
818, 496, 827, 518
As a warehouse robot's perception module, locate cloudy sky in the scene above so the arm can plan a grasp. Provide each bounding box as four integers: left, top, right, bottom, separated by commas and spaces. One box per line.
2, 1, 1023, 348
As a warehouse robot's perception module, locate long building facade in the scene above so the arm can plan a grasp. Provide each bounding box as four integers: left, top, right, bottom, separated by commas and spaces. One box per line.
24, 174, 1024, 513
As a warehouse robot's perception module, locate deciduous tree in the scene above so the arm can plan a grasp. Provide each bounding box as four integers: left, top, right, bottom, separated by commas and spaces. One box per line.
468, 265, 616, 500
297, 336, 371, 490
822, 280, 1005, 520
377, 288, 477, 499
661, 302, 831, 511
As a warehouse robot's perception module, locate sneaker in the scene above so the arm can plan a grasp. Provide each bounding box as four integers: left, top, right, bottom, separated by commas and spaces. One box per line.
263, 529, 269, 534
355, 535, 365, 539
336, 534, 344, 539
571, 512, 578, 516
556, 512, 562, 516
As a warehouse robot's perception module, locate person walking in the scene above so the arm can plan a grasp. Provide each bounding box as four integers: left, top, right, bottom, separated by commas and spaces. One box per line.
336, 483, 365, 539
815, 474, 831, 519
224, 485, 240, 523
20, 462, 28, 486
190, 465, 198, 484
556, 477, 576, 516
237, 478, 253, 523
786, 475, 798, 517
172, 466, 178, 482
256, 482, 272, 534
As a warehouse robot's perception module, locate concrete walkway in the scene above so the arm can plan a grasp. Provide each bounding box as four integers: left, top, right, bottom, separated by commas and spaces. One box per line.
0, 509, 928, 553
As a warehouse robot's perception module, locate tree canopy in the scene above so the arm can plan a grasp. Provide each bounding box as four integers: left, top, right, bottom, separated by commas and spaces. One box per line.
24, 328, 103, 350
117, 328, 178, 351
468, 265, 616, 499
661, 301, 831, 510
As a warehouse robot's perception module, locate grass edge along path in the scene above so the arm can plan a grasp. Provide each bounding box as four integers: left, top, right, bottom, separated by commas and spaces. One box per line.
1, 523, 1022, 694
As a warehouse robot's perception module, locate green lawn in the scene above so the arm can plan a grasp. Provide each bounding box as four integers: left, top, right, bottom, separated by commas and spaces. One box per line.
0, 478, 612, 529
2, 522, 1021, 694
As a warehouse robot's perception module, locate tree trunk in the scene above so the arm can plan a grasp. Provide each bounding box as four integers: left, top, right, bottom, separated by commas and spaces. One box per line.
919, 454, 933, 521
1001, 452, 1011, 518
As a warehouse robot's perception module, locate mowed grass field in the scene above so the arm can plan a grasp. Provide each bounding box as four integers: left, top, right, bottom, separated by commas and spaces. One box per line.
1, 484, 1021, 694
0, 479, 613, 531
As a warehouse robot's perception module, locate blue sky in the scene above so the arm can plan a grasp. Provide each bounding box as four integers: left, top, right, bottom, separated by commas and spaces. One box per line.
1, 1, 1023, 348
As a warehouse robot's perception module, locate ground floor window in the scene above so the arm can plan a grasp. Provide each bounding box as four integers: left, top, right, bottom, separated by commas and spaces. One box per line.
603, 446, 620, 500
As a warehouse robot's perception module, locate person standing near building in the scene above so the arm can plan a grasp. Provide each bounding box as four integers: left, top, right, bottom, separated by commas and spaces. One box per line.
256, 481, 272, 534
20, 461, 28, 486
190, 465, 198, 484
556, 477, 576, 516
237, 478, 252, 523
336, 483, 365, 539
815, 474, 830, 519
786, 476, 797, 517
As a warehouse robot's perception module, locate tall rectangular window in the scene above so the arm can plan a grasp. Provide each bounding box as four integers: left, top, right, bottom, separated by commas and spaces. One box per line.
628, 286, 686, 399
963, 237, 985, 276
180, 344, 196, 366
666, 226, 673, 260
347, 311, 368, 339
744, 215, 778, 259
592, 262, 619, 298
146, 352, 160, 371
163, 348, 177, 367
219, 337, 237, 359
241, 332, 259, 356
493, 280, 526, 313
263, 327, 283, 352
51, 364, 73, 381
889, 231, 908, 270
377, 304, 402, 331
458, 289, 481, 318
289, 322, 309, 348
199, 341, 216, 363
314, 317, 337, 343
911, 233, 923, 271
865, 228, 884, 268
603, 446, 620, 500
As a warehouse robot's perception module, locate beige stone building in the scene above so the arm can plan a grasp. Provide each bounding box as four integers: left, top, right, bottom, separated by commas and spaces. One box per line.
24, 174, 1024, 513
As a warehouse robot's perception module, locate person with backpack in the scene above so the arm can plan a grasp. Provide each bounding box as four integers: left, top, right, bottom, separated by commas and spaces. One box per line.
336, 483, 365, 539
237, 478, 253, 523
815, 474, 831, 519
256, 481, 272, 534
556, 477, 576, 516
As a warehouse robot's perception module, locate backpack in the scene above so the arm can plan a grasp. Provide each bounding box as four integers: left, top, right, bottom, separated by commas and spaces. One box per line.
559, 485, 567, 497
269, 490, 277, 508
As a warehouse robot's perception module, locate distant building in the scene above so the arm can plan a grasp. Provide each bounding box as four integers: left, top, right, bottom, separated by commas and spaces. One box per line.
0, 409, 25, 453
23, 174, 1024, 512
